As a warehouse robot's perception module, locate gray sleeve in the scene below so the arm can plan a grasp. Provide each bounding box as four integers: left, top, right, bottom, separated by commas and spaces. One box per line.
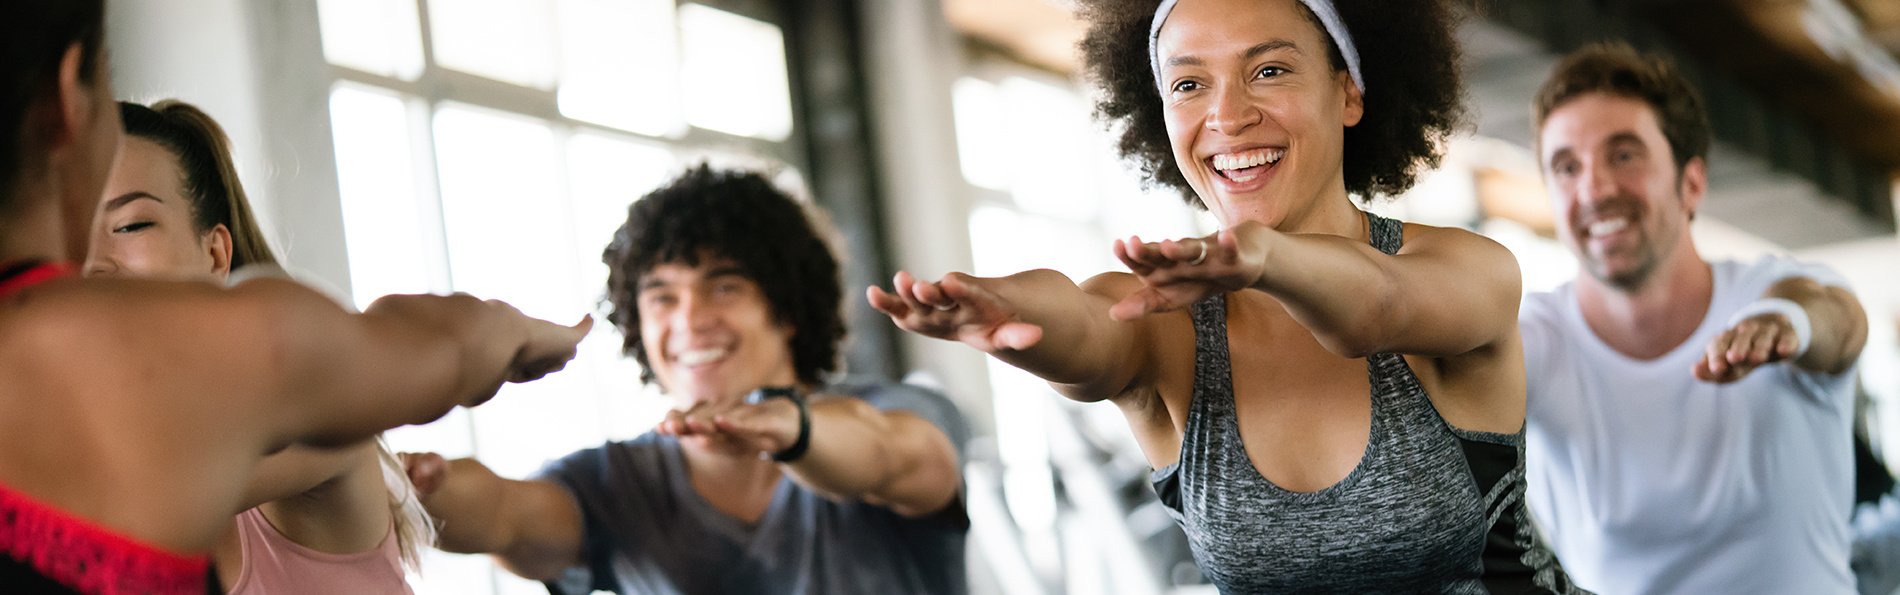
534, 448, 617, 595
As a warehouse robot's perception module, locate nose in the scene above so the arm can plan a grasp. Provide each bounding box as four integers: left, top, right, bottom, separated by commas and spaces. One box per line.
1575, 156, 1619, 211
82, 255, 118, 278
672, 289, 718, 332
1204, 82, 1262, 137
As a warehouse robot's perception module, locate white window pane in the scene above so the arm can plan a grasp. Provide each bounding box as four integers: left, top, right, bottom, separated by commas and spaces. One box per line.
557, 0, 684, 136
952, 77, 1009, 191
382, 408, 476, 460
494, 573, 553, 595
432, 103, 577, 319
316, 0, 424, 79
428, 0, 557, 89
330, 84, 432, 309
566, 132, 675, 292
1099, 154, 1208, 240
468, 366, 606, 477
408, 550, 498, 595
998, 76, 1099, 221
679, 4, 794, 140
433, 103, 610, 477
967, 207, 1109, 283
564, 134, 677, 442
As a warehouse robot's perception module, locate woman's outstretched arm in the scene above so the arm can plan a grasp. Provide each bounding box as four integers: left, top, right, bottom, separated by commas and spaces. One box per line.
869, 269, 1155, 402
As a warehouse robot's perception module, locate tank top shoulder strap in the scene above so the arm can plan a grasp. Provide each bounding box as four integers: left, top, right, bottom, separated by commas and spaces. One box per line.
1185, 293, 1235, 437
1359, 212, 1431, 412
1366, 211, 1402, 255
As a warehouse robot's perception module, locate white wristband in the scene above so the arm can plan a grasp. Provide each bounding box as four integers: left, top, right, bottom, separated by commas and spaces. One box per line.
1725, 297, 1812, 359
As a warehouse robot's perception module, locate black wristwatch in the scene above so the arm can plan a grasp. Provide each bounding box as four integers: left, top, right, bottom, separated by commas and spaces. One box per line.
745, 386, 809, 462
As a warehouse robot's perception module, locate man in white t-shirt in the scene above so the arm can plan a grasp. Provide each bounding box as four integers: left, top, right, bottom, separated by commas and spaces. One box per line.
1521, 43, 1872, 594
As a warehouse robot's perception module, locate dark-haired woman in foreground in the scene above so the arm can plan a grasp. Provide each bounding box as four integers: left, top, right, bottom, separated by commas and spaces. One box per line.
0, 2, 586, 592
872, 0, 1582, 590
89, 99, 431, 594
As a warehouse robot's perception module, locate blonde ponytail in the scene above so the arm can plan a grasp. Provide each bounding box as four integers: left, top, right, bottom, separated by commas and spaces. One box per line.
120, 99, 280, 269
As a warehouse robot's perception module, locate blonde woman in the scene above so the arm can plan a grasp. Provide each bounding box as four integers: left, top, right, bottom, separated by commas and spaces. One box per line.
87, 100, 432, 593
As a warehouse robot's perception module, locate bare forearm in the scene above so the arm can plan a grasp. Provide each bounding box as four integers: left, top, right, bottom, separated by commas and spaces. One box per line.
1242, 225, 1516, 358
1768, 278, 1868, 374
1247, 230, 1399, 356
288, 294, 529, 446
408, 456, 581, 580
419, 458, 518, 554
237, 441, 375, 510
982, 270, 1138, 390
782, 399, 959, 517
360, 294, 523, 411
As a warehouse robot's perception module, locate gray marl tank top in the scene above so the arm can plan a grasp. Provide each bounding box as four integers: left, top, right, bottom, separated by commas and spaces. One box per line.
1150, 213, 1583, 593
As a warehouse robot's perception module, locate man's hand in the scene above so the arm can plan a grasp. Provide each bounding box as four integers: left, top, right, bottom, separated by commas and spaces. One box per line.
400, 451, 450, 497
658, 397, 803, 459
504, 309, 593, 385
1693, 313, 1800, 383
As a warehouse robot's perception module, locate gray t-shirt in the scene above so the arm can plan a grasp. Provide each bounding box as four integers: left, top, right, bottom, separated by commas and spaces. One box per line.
536, 383, 970, 595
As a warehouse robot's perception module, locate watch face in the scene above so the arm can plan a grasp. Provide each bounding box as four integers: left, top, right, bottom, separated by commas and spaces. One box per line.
745, 386, 800, 405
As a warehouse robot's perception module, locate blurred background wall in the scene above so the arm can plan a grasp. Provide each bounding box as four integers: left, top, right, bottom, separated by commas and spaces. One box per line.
106, 1, 1900, 593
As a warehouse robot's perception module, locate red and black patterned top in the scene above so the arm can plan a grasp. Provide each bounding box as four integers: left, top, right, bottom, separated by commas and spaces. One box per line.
0, 261, 215, 594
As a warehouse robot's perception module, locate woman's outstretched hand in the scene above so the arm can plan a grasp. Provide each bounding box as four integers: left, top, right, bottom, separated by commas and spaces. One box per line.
1110, 223, 1268, 321
867, 271, 1044, 353
507, 309, 593, 385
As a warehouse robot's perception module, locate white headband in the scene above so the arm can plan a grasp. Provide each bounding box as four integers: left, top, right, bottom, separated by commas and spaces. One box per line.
1148, 0, 1365, 95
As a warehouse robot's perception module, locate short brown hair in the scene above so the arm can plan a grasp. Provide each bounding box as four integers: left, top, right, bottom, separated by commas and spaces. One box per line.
1533, 42, 1711, 173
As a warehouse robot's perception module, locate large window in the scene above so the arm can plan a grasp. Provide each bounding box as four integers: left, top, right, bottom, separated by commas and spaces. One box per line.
315, 1, 797, 593
951, 61, 1215, 594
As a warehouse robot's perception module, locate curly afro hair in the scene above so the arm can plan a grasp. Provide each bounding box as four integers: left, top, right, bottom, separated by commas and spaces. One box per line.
1077, 0, 1468, 207
602, 164, 846, 387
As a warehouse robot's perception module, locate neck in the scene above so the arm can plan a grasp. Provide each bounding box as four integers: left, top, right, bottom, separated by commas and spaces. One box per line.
680, 437, 783, 492
0, 177, 69, 265
680, 438, 783, 523
1574, 241, 1713, 360
1237, 179, 1362, 239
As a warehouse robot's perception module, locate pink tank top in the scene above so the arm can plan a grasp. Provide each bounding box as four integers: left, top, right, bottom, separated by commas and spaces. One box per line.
225, 508, 413, 595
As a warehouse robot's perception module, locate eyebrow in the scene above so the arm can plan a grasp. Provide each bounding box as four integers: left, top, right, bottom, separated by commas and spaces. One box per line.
637, 265, 751, 291
1545, 146, 1573, 168
1165, 40, 1301, 70
1605, 131, 1647, 149
104, 191, 163, 212
1546, 131, 1647, 166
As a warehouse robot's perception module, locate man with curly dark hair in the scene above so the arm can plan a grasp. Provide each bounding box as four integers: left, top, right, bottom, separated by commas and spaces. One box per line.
407, 165, 970, 595
1521, 43, 1868, 594
874, 0, 1582, 591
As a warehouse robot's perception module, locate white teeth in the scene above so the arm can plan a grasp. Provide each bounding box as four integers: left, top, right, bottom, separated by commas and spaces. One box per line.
1212, 148, 1284, 171
1587, 218, 1629, 237
676, 348, 728, 366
